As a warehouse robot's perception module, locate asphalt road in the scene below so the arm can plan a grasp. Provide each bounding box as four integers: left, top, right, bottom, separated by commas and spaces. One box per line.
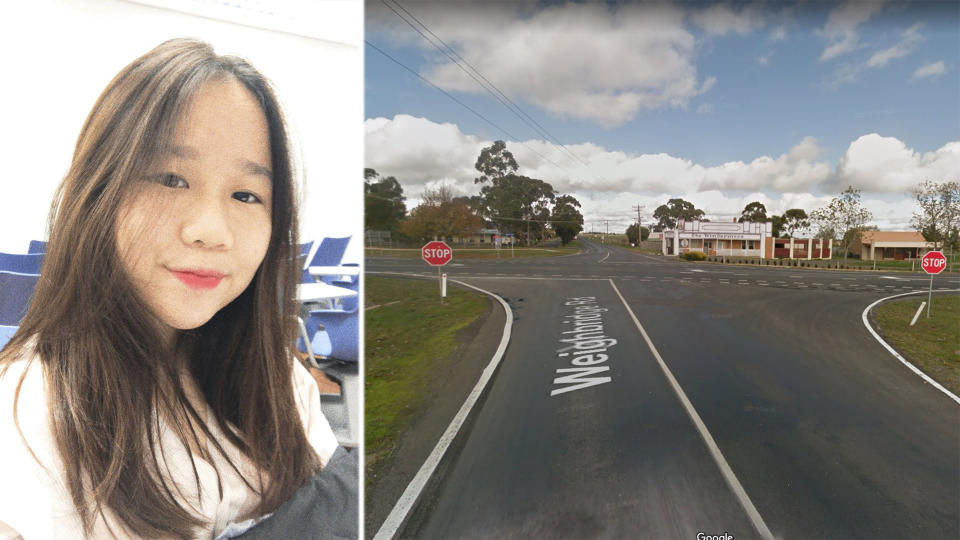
367, 240, 960, 539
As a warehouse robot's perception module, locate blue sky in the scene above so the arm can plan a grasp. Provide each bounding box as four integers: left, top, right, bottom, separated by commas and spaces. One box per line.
365, 1, 959, 232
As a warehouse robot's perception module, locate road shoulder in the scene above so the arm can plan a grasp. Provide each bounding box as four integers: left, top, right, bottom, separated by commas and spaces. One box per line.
364, 286, 505, 537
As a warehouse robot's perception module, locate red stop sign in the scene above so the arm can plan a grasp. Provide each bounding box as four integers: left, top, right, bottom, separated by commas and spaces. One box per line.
422, 241, 453, 266
921, 251, 947, 275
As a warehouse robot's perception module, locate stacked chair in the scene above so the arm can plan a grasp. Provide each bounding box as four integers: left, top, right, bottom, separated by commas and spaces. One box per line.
0, 241, 46, 350
296, 235, 359, 448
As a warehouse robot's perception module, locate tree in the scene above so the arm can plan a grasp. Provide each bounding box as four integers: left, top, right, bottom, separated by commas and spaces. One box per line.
810, 186, 873, 261
474, 140, 518, 184
911, 180, 960, 251
364, 168, 406, 232
399, 186, 483, 241
653, 198, 705, 230
781, 209, 810, 238
627, 224, 651, 244
551, 195, 584, 245
770, 214, 786, 238
479, 174, 556, 246
739, 201, 768, 223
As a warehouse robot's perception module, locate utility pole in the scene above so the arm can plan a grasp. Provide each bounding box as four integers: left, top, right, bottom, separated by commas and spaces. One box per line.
632, 204, 645, 242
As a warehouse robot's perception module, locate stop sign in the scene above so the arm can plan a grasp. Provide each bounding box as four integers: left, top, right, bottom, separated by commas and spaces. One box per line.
422, 241, 453, 266
921, 250, 947, 275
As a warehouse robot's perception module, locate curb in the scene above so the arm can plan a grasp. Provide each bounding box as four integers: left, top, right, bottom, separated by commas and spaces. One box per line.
861, 289, 960, 406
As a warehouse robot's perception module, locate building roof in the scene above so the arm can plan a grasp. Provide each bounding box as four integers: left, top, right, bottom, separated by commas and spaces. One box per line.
860, 231, 925, 243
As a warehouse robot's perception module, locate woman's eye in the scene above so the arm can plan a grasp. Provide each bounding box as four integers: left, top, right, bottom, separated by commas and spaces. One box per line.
152, 173, 188, 188
232, 192, 263, 204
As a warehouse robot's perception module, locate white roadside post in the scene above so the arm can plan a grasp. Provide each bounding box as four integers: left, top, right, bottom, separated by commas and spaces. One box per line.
421, 240, 453, 302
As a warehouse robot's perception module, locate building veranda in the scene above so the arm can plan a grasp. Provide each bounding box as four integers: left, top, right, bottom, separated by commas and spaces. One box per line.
661, 220, 832, 260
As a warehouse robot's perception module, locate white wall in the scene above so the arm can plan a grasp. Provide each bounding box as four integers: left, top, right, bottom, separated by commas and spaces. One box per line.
0, 0, 363, 262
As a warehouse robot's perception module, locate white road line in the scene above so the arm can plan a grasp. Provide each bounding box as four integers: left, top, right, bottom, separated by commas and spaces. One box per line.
374, 279, 515, 540
598, 251, 611, 263
861, 290, 960, 406
609, 280, 774, 539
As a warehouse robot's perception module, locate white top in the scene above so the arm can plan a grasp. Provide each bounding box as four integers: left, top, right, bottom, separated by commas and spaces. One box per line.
307, 266, 361, 277
296, 282, 358, 303
0, 356, 338, 539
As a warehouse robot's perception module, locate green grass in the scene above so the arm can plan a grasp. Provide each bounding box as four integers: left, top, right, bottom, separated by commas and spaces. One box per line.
872, 295, 960, 395
365, 244, 580, 259
364, 276, 488, 471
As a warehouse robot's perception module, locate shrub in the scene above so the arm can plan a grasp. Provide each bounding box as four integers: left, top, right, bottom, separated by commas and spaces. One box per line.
681, 251, 707, 261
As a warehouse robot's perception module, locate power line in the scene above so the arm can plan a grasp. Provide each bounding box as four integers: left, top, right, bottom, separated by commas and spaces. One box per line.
365, 40, 570, 172
383, 0, 588, 168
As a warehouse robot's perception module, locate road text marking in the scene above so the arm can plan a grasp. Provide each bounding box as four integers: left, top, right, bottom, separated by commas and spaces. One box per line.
552, 297, 617, 396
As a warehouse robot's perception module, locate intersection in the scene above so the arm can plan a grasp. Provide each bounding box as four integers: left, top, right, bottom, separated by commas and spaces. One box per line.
367, 239, 959, 539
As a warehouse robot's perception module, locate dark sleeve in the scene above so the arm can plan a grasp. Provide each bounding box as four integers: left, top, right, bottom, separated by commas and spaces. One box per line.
237, 446, 358, 539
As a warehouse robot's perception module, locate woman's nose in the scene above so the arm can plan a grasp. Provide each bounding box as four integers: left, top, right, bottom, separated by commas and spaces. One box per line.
180, 192, 234, 250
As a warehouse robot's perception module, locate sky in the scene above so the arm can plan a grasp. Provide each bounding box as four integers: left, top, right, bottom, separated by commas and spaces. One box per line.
364, 0, 960, 235
0, 0, 363, 262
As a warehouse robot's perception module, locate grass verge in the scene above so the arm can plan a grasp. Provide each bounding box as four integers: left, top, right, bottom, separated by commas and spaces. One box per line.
364, 276, 488, 472
366, 244, 580, 259
871, 295, 960, 395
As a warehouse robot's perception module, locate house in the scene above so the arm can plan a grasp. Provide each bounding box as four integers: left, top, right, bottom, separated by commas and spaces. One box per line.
852, 231, 935, 260
661, 220, 832, 259
662, 220, 773, 258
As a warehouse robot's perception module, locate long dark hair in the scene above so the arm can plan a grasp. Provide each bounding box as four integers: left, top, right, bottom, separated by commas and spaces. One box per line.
0, 38, 319, 537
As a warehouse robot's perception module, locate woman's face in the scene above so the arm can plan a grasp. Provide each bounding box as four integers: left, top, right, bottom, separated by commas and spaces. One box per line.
116, 78, 273, 340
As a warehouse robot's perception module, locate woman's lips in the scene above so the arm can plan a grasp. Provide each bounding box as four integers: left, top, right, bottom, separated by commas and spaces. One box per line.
169, 268, 225, 290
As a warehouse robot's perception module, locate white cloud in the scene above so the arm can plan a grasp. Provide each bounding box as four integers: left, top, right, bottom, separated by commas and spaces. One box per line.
867, 22, 923, 68
364, 115, 484, 193
367, 116, 832, 198
819, 1, 887, 62
700, 137, 833, 192
834, 134, 960, 193
913, 60, 946, 80
689, 3, 764, 37
697, 103, 714, 114
372, 2, 714, 127
366, 116, 946, 233
768, 25, 786, 42
822, 22, 923, 88
757, 52, 773, 65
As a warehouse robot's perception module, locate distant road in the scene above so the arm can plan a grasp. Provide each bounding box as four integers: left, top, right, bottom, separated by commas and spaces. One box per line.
367, 239, 959, 539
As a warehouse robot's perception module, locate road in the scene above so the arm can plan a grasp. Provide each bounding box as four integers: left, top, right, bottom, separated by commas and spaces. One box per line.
368, 239, 960, 539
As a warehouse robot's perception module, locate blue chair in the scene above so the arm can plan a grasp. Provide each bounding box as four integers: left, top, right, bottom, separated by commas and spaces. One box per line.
301, 236, 351, 282
320, 263, 359, 312
0, 272, 40, 326
311, 309, 357, 363
309, 236, 351, 267
0, 253, 44, 275
298, 308, 357, 364
0, 325, 17, 351
28, 240, 48, 254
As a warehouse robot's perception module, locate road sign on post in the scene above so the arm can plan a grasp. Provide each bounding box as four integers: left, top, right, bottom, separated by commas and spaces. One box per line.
422, 241, 453, 266
921, 251, 946, 318
422, 241, 453, 301
921, 251, 946, 275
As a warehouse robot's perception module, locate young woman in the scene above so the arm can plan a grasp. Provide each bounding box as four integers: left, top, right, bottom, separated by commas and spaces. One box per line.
0, 39, 342, 538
